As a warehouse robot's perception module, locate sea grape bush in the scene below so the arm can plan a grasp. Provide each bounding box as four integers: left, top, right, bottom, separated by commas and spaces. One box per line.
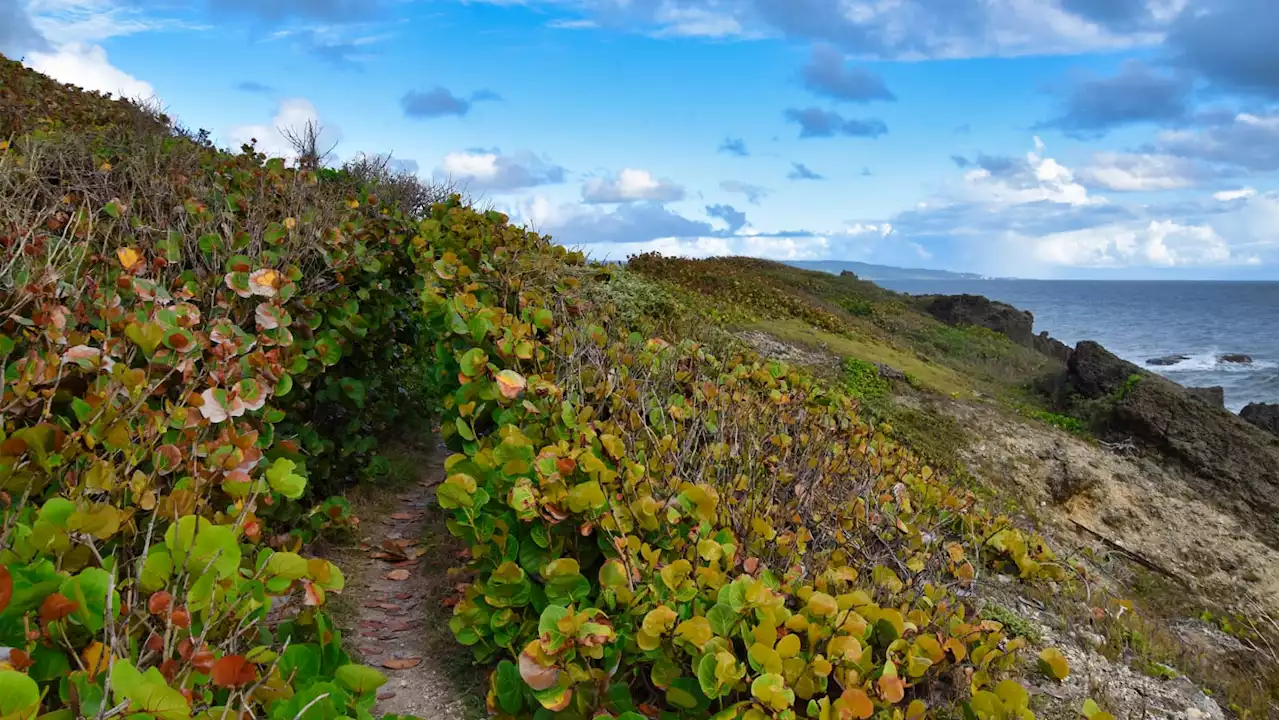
416, 211, 1067, 717
0, 55, 439, 720
0, 56, 1073, 720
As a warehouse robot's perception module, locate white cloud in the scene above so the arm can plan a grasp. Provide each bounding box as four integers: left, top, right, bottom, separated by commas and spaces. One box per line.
434, 149, 565, 191
958, 137, 1102, 206
1212, 187, 1257, 201
227, 98, 342, 161
582, 168, 685, 203
25, 42, 155, 100
1033, 220, 1230, 267
1077, 152, 1204, 191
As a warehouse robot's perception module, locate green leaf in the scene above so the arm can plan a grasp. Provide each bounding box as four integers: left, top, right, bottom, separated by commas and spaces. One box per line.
335, 664, 387, 694
0, 670, 40, 719
265, 457, 307, 499
459, 348, 487, 377
495, 660, 524, 714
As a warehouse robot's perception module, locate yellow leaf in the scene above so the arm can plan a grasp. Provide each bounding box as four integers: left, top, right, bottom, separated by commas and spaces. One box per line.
1038, 647, 1070, 680
116, 247, 141, 270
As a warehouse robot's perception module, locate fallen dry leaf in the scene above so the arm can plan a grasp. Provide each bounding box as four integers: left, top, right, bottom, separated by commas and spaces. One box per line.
382, 657, 421, 670
389, 512, 419, 520
386, 569, 410, 581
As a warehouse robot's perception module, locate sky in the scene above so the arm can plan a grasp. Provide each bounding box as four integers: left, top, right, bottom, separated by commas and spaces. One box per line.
2, 0, 1277, 279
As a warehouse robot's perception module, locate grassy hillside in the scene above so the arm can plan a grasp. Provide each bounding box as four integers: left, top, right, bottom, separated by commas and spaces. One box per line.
0, 57, 1272, 720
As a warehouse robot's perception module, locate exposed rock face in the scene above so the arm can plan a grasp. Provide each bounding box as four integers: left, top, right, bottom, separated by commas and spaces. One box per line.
1147, 354, 1190, 366
921, 294, 1034, 347
1218, 353, 1252, 364
1239, 402, 1278, 436
1186, 386, 1225, 408
1033, 331, 1071, 363
1063, 341, 1278, 541
921, 294, 1071, 363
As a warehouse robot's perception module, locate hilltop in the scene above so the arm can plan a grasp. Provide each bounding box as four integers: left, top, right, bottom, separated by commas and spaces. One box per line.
0, 56, 1275, 720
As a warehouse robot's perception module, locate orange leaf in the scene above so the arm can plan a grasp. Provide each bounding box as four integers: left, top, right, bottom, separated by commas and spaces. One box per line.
212, 655, 257, 688
170, 607, 191, 628
39, 593, 78, 623
878, 673, 905, 703
382, 657, 421, 669
837, 688, 874, 720
386, 569, 410, 581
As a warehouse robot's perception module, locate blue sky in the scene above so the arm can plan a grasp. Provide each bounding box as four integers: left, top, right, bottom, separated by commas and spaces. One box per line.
3, 0, 1277, 279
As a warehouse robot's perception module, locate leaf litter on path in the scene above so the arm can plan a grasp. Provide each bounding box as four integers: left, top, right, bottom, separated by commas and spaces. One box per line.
316, 437, 482, 719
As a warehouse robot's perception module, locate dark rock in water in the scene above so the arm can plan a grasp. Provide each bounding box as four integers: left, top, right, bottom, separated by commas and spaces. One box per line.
1146, 354, 1190, 366
1063, 341, 1277, 541
921, 294, 1034, 347
1186, 386, 1224, 407
1217, 353, 1252, 364
1034, 331, 1071, 363
1239, 402, 1278, 436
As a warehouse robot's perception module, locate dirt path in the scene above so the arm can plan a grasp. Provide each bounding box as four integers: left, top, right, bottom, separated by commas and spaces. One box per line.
324, 435, 484, 719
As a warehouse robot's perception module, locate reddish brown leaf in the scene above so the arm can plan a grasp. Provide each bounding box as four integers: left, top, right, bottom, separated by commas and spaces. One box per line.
211, 655, 257, 688
170, 607, 191, 628
389, 512, 417, 520
39, 593, 78, 623
148, 591, 172, 615
8, 649, 33, 670
191, 647, 216, 673
376, 692, 397, 701
0, 566, 11, 613
385, 569, 410, 581
382, 657, 421, 670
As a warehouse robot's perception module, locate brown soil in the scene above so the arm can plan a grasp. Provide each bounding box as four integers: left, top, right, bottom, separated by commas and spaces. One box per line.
322, 435, 485, 719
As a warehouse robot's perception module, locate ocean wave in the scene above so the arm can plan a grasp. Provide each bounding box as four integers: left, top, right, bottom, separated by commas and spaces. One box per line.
1135, 349, 1278, 374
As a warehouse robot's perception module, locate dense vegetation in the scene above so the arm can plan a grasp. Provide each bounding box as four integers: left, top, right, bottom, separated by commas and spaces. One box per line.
0, 57, 1264, 720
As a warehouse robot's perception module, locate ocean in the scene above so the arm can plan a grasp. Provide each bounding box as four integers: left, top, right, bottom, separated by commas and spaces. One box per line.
874, 279, 1279, 412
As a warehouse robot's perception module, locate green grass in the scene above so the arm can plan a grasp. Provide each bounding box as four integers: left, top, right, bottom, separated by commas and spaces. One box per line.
980, 604, 1042, 643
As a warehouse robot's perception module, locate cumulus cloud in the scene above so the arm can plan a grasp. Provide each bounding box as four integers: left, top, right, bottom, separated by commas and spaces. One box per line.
401, 86, 501, 119
1033, 220, 1232, 268
25, 42, 155, 99
1165, 0, 1279, 98
787, 162, 824, 180
12, 0, 161, 101
1076, 152, 1212, 191
801, 44, 895, 102
2, 0, 51, 56
1213, 187, 1256, 202
718, 137, 749, 156
582, 169, 685, 203
517, 196, 713, 247
706, 203, 747, 232
543, 0, 1160, 60
1152, 108, 1279, 172
1038, 60, 1191, 137
720, 180, 771, 205
784, 107, 887, 138
433, 149, 565, 191
227, 98, 341, 160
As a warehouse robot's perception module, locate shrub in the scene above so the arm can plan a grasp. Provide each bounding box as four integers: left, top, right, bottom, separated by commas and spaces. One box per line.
422, 225, 1067, 718
843, 357, 891, 404
0, 56, 442, 720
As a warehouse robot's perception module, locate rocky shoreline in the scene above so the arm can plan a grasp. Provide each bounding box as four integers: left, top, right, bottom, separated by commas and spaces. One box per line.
917, 293, 1278, 539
